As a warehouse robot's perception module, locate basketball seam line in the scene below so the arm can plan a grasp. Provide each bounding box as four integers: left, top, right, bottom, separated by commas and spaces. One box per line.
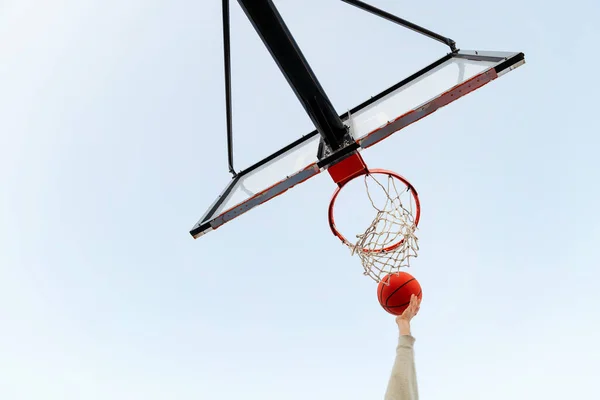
387, 289, 422, 308
378, 275, 389, 305
385, 278, 415, 307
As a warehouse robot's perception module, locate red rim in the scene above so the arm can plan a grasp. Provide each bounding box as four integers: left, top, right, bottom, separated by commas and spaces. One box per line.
328, 169, 421, 253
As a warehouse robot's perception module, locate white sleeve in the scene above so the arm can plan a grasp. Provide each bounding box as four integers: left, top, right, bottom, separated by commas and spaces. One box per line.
384, 335, 419, 400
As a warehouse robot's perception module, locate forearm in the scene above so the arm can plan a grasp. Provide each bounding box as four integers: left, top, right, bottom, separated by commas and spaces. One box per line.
397, 320, 411, 336
384, 335, 419, 400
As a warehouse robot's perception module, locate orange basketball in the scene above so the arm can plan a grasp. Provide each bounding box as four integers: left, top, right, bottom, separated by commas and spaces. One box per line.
377, 272, 422, 315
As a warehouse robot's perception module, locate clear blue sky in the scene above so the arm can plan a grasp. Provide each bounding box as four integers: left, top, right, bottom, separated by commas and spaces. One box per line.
1, 0, 599, 399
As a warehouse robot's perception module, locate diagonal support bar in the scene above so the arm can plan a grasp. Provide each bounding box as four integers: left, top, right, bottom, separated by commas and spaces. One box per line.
341, 0, 457, 52
237, 0, 348, 151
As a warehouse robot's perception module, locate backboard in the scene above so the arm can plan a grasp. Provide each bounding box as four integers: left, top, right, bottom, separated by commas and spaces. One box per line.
190, 46, 525, 238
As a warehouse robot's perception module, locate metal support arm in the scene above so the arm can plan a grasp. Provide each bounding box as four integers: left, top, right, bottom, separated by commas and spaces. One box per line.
222, 0, 236, 176
341, 0, 457, 52
237, 0, 348, 151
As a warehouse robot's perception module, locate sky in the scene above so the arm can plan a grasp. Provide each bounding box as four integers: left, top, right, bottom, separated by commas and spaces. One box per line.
1, 0, 599, 399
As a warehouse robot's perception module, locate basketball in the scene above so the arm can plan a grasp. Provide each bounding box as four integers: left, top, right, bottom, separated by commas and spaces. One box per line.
377, 272, 422, 315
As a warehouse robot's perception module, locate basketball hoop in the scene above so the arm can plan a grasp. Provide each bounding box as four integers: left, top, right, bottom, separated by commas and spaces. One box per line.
328, 167, 421, 283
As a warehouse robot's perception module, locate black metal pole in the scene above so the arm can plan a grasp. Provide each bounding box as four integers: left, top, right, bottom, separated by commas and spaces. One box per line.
223, 0, 236, 176
341, 0, 457, 52
237, 0, 347, 151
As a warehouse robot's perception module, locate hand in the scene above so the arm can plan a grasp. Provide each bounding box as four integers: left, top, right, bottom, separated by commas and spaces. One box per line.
397, 294, 421, 322
395, 294, 421, 335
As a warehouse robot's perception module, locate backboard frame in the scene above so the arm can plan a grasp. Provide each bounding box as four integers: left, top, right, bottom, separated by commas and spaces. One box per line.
189, 0, 525, 239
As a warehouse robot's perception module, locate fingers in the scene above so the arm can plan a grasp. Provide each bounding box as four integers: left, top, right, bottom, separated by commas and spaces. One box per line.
412, 294, 420, 314
408, 294, 420, 317
397, 294, 422, 321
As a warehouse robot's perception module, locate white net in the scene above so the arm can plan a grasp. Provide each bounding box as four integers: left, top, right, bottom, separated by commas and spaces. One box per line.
348, 174, 419, 283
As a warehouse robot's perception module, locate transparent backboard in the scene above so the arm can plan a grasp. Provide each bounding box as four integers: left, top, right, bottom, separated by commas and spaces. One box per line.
347, 55, 497, 144
190, 50, 525, 238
